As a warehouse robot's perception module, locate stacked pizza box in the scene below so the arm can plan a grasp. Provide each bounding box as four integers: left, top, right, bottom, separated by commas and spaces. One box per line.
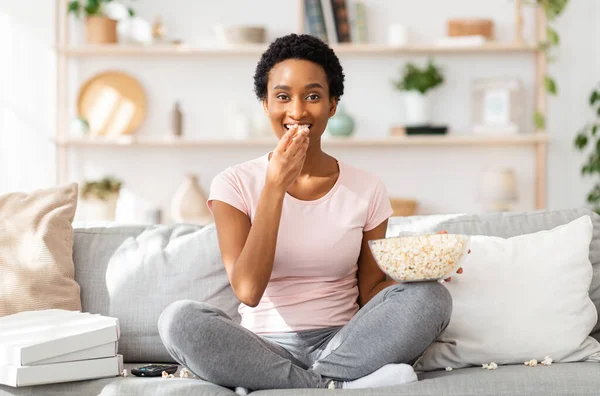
0, 309, 122, 387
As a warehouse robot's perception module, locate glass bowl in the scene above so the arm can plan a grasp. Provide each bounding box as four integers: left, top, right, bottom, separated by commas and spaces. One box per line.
368, 232, 471, 282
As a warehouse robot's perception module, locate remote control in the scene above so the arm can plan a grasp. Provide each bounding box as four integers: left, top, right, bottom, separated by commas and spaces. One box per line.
131, 364, 178, 377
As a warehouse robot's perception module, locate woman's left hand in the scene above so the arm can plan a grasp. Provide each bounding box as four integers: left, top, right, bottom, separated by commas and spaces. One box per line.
437, 230, 471, 282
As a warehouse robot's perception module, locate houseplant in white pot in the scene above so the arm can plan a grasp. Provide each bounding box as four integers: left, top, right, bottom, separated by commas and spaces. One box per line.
68, 0, 135, 44
79, 176, 123, 221
392, 59, 445, 126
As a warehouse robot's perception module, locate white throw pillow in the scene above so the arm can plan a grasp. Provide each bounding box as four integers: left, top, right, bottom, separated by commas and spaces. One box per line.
414, 215, 600, 371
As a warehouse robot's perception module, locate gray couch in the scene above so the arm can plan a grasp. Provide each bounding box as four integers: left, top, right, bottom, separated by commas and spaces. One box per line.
1, 208, 599, 396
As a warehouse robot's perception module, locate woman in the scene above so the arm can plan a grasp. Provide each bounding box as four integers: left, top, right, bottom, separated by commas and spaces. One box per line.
158, 34, 457, 392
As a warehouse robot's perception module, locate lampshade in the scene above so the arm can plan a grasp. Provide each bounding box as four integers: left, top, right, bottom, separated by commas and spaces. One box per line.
479, 168, 518, 202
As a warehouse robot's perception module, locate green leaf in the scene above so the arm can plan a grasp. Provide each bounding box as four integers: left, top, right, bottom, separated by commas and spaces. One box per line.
84, 0, 101, 16
582, 165, 590, 176
587, 183, 600, 204
575, 133, 588, 150
68, 1, 80, 15
535, 111, 546, 129
597, 106, 600, 117
396, 60, 444, 94
547, 27, 559, 45
540, 0, 569, 20
544, 76, 558, 95
128, 8, 135, 17
593, 125, 598, 136
591, 91, 600, 106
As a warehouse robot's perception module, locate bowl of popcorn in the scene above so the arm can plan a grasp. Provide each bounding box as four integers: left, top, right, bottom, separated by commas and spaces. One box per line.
368, 232, 471, 282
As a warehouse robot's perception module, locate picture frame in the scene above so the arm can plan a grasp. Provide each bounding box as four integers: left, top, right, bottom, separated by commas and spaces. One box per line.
471, 77, 524, 135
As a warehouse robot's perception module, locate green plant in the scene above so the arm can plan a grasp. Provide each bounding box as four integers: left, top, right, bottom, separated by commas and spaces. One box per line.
68, 0, 135, 18
392, 59, 445, 95
524, 0, 569, 129
574, 85, 600, 212
81, 176, 123, 200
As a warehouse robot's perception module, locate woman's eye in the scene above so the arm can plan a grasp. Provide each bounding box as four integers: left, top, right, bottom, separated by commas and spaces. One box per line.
307, 94, 320, 100
276, 94, 289, 100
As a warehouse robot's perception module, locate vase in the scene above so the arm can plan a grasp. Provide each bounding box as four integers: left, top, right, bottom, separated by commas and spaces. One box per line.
170, 174, 213, 225
327, 103, 355, 137
118, 16, 153, 44
172, 101, 183, 137
404, 91, 431, 126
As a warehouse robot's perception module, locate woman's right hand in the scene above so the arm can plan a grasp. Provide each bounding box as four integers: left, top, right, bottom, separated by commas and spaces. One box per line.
265, 125, 310, 193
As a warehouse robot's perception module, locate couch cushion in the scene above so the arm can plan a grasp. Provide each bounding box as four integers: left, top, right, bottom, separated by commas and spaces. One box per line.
0, 363, 236, 396
0, 183, 81, 317
387, 208, 600, 343
73, 223, 240, 363
250, 363, 600, 396
414, 215, 600, 371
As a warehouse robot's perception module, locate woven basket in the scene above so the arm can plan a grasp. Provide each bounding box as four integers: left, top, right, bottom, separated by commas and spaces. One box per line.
447, 19, 494, 40
390, 198, 418, 217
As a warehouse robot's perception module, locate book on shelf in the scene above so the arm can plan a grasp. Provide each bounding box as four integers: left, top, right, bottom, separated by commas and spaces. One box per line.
304, 0, 353, 44
304, 0, 329, 43
0, 309, 120, 366
349, 1, 367, 44
330, 0, 352, 43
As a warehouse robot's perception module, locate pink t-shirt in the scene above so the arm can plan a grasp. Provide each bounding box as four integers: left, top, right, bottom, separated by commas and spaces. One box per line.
207, 152, 393, 334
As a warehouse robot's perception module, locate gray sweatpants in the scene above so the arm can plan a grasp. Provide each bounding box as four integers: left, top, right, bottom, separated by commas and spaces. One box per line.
158, 282, 451, 391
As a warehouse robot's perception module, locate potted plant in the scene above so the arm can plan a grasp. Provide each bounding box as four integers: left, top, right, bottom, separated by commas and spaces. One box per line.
79, 176, 123, 221
68, 0, 135, 44
392, 59, 445, 126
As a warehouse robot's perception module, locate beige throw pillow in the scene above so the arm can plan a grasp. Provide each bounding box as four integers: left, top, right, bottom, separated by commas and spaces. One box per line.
0, 183, 82, 317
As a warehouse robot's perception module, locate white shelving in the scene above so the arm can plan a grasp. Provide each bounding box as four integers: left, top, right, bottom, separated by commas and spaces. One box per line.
54, 0, 549, 209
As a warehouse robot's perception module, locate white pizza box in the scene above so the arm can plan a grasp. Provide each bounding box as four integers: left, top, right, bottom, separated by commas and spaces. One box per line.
0, 354, 123, 387
30, 341, 118, 365
0, 309, 120, 366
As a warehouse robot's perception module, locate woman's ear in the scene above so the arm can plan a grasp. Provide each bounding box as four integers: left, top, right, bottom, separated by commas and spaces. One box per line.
262, 99, 269, 116
329, 98, 338, 118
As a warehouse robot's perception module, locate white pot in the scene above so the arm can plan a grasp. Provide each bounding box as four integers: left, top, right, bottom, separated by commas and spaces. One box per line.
404, 91, 430, 126
118, 16, 153, 44
80, 193, 119, 222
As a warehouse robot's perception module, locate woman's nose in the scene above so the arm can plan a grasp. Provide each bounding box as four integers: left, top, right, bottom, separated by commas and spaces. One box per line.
287, 98, 306, 119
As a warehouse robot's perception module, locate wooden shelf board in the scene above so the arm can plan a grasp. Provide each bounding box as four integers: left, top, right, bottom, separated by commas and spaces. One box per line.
53, 134, 549, 147
58, 42, 538, 57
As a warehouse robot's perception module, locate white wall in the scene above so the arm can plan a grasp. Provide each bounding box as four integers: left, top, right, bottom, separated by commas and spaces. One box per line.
1, 0, 598, 221
0, 0, 56, 193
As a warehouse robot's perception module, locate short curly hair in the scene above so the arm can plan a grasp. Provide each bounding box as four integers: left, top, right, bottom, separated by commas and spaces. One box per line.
253, 34, 345, 102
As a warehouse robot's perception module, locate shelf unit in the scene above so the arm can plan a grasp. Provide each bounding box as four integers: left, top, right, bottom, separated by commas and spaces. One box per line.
54, 0, 549, 209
